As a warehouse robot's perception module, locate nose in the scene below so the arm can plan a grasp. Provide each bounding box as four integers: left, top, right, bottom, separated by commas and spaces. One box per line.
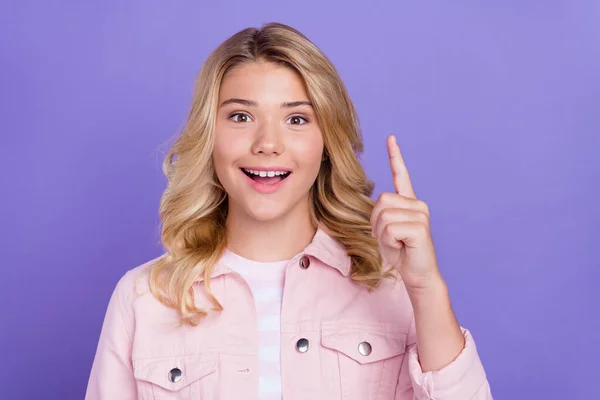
251, 119, 284, 155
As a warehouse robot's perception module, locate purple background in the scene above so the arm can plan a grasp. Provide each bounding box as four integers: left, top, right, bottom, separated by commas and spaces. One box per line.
1, 1, 599, 399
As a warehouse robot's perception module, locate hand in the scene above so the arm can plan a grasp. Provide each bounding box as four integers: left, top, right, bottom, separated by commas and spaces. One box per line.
370, 135, 444, 292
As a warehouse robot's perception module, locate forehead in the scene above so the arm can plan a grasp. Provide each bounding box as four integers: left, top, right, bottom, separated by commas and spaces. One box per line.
219, 62, 309, 103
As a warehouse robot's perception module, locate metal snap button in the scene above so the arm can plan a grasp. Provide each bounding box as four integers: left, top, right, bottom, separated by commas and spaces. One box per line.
296, 338, 310, 353
299, 255, 310, 269
168, 367, 182, 383
358, 341, 372, 356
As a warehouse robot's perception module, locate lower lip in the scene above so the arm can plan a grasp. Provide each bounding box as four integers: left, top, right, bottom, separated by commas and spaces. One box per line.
242, 170, 291, 194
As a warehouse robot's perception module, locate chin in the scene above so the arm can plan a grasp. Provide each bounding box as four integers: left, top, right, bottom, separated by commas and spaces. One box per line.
245, 205, 287, 222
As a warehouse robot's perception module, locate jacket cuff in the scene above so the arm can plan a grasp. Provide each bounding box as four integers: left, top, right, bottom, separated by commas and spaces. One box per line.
408, 328, 488, 399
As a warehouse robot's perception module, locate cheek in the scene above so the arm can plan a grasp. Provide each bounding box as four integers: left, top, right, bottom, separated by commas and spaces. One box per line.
212, 141, 228, 177
294, 135, 324, 175
212, 139, 238, 190
213, 129, 243, 171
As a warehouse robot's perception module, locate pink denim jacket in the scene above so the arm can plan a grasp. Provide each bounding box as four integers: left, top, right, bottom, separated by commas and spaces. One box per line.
86, 228, 492, 399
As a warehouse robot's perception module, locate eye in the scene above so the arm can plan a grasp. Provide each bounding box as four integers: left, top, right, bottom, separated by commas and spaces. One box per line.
229, 113, 253, 123
286, 115, 308, 125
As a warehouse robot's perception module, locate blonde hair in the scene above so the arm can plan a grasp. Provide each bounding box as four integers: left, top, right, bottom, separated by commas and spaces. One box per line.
150, 22, 391, 326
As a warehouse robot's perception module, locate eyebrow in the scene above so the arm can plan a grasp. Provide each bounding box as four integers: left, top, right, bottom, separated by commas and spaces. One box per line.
219, 98, 313, 108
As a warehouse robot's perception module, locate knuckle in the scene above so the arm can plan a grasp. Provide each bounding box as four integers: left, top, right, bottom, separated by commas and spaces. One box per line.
369, 210, 376, 223
383, 223, 394, 237
417, 200, 430, 215
378, 192, 394, 204
380, 208, 392, 221
380, 209, 397, 227
415, 221, 429, 236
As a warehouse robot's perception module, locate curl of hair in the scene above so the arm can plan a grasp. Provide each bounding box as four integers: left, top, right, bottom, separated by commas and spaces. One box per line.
149, 22, 393, 327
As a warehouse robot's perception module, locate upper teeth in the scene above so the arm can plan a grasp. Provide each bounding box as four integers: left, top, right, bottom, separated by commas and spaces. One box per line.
244, 169, 288, 177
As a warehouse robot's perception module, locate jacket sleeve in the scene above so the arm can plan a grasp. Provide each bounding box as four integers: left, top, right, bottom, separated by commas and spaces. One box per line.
396, 317, 492, 399
85, 273, 137, 399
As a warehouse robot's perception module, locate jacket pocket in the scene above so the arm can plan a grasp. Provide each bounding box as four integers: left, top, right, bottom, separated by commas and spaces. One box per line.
321, 322, 407, 400
133, 352, 218, 399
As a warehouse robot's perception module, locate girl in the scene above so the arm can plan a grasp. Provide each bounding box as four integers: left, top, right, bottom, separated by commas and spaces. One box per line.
86, 23, 492, 399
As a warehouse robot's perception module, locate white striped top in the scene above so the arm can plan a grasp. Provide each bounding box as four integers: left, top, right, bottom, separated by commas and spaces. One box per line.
221, 249, 289, 400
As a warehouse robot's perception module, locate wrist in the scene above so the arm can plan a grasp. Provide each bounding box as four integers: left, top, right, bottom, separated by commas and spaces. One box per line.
406, 274, 448, 303
406, 276, 450, 313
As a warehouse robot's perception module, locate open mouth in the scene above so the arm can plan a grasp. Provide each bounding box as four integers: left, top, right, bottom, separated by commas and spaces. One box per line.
241, 168, 292, 185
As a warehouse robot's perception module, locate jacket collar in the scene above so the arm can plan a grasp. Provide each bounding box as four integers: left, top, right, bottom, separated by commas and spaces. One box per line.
302, 227, 352, 276
210, 227, 351, 280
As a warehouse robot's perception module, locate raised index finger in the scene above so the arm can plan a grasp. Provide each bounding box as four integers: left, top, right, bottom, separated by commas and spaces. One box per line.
387, 134, 417, 199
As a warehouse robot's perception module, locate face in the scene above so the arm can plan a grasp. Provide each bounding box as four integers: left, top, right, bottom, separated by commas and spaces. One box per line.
213, 61, 324, 223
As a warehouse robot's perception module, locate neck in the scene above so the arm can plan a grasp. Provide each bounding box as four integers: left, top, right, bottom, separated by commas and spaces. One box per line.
225, 200, 317, 262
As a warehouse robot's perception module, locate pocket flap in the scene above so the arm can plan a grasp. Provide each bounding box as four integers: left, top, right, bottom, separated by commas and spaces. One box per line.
321, 322, 407, 364
133, 352, 217, 391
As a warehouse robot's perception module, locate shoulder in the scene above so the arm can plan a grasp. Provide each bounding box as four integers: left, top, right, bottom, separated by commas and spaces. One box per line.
112, 253, 167, 309
328, 267, 415, 325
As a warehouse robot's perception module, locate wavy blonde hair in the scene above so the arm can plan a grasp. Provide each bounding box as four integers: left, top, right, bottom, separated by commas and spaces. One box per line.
150, 22, 392, 326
